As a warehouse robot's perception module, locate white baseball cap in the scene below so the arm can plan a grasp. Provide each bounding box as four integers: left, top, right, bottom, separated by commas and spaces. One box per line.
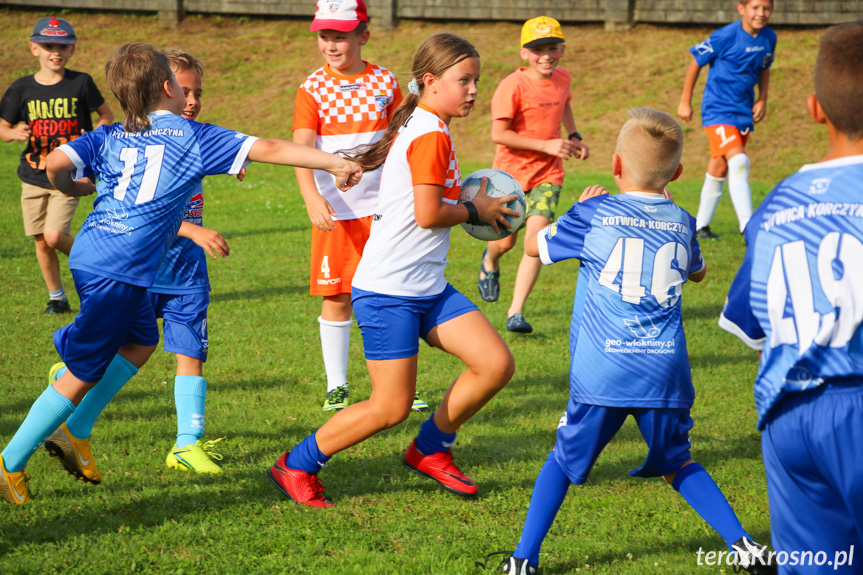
310, 0, 368, 32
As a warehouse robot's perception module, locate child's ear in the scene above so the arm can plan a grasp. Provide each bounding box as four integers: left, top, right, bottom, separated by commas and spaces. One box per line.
422, 71, 436, 93
519, 47, 529, 61
162, 79, 175, 99
29, 42, 40, 57
807, 94, 828, 125
736, 3, 746, 18
612, 153, 622, 176
670, 163, 684, 182
358, 29, 370, 47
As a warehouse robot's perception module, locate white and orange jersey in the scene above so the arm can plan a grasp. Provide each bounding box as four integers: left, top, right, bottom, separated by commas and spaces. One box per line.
294, 62, 402, 220
353, 104, 461, 297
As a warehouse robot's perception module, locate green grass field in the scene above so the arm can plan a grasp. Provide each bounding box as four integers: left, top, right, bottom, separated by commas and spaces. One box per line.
0, 7, 832, 575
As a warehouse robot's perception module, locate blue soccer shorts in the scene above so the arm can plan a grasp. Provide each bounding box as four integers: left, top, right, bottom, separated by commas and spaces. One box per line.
761, 380, 863, 574
150, 292, 209, 361
554, 399, 693, 484
53, 269, 159, 383
352, 283, 478, 360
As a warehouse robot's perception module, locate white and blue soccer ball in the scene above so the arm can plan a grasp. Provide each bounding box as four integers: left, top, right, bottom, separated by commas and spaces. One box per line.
458, 168, 526, 241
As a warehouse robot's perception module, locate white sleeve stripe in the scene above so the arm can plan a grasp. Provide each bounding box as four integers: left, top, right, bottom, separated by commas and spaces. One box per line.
718, 313, 765, 351
57, 144, 87, 180
537, 226, 554, 265
230, 136, 259, 175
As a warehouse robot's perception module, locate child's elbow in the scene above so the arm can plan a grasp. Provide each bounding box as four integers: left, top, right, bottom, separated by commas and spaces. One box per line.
688, 265, 708, 283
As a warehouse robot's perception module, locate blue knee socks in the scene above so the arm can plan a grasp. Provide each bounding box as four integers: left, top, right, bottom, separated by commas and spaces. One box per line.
1, 387, 75, 472
174, 375, 207, 448
672, 462, 748, 549
286, 433, 331, 475
415, 415, 456, 455
514, 451, 572, 567
65, 354, 137, 439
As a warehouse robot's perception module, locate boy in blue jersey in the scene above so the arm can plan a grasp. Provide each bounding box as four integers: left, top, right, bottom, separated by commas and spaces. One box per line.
0, 43, 362, 503
489, 108, 774, 575
719, 23, 863, 574
678, 0, 777, 240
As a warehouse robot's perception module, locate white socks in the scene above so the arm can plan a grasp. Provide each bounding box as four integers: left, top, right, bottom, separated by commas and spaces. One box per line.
695, 172, 726, 231
727, 153, 753, 232
319, 316, 352, 393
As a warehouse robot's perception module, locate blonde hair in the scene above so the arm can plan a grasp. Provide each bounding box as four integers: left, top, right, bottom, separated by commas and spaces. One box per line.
162, 48, 204, 77
814, 22, 863, 142
616, 108, 683, 191
349, 32, 479, 172
105, 43, 174, 133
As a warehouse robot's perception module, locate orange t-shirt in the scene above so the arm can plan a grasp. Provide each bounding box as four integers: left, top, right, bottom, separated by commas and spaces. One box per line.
491, 67, 572, 191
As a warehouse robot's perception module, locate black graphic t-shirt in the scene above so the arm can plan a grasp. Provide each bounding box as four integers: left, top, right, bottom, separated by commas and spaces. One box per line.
0, 70, 106, 189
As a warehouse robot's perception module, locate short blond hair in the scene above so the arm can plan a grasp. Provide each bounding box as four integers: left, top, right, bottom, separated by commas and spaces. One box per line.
162, 48, 204, 77
615, 108, 683, 191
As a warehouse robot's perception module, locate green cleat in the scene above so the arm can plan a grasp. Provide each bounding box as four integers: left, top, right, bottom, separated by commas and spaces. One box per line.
411, 391, 430, 412
48, 361, 66, 386
323, 383, 349, 411
166, 438, 224, 474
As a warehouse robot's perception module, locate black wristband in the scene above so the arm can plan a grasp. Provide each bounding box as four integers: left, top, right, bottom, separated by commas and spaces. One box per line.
463, 201, 480, 225
568, 131, 583, 141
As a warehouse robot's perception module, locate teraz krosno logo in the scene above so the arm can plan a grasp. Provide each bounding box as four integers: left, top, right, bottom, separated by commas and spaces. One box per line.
697, 545, 854, 570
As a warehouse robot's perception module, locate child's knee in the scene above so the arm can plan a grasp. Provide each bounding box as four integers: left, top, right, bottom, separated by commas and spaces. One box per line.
369, 400, 412, 430
42, 228, 64, 248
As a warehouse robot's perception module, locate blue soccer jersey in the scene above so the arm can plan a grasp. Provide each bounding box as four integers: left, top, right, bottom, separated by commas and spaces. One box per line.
537, 192, 705, 409
58, 111, 256, 287
720, 155, 863, 429
691, 21, 777, 132
150, 187, 209, 295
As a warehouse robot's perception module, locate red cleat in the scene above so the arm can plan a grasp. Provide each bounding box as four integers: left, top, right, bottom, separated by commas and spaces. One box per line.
402, 439, 478, 497
268, 452, 334, 508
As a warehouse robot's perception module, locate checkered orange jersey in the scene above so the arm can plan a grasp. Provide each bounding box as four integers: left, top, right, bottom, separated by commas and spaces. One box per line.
352, 104, 462, 297
293, 62, 402, 220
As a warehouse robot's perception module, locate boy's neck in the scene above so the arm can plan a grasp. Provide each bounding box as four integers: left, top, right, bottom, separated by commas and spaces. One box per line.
522, 67, 552, 82
34, 67, 66, 85
619, 187, 664, 195
328, 60, 367, 77
822, 123, 863, 162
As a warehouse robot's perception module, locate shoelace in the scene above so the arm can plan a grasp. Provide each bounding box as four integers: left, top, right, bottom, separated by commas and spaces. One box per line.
475, 550, 514, 570
329, 386, 348, 403
200, 437, 225, 461
306, 474, 326, 499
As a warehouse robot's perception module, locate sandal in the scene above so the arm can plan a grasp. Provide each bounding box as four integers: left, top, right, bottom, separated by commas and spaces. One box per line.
477, 248, 500, 302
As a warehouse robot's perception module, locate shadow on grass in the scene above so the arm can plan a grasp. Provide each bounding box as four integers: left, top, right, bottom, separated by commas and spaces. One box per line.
220, 224, 307, 239
210, 284, 307, 302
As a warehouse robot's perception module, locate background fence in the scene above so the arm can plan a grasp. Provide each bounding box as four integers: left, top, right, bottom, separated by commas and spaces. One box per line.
1, 0, 861, 29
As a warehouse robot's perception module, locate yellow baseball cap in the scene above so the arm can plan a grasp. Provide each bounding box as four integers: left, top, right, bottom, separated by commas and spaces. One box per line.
521, 16, 564, 48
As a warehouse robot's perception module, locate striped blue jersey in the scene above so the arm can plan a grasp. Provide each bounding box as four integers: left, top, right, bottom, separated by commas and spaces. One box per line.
59, 111, 255, 287
720, 155, 863, 429
691, 20, 777, 132
537, 192, 705, 408
150, 187, 208, 295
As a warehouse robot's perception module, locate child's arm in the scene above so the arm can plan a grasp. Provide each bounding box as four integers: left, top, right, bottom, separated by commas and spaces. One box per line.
0, 118, 31, 142
247, 139, 362, 191
46, 148, 96, 197
677, 58, 703, 122
561, 102, 589, 160
414, 178, 520, 234
752, 68, 770, 123
93, 103, 114, 129
688, 262, 707, 283
491, 117, 576, 160
178, 222, 230, 258
293, 128, 337, 232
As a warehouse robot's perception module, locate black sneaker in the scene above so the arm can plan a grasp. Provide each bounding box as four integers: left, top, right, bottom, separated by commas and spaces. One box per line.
506, 313, 533, 334
731, 537, 776, 574
696, 225, 721, 241
475, 552, 537, 575
43, 299, 71, 315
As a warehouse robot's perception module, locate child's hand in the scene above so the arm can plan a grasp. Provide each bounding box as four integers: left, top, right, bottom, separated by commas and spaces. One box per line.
72, 177, 96, 197
579, 185, 608, 202
236, 167, 247, 182
662, 187, 675, 204
11, 123, 31, 141
332, 160, 363, 193
571, 140, 590, 160
677, 101, 693, 122
543, 138, 578, 160
185, 224, 230, 258
304, 192, 338, 232
752, 101, 767, 123
471, 177, 521, 235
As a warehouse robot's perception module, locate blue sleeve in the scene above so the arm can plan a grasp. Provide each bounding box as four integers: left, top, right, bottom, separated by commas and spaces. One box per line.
764, 29, 778, 69
690, 26, 729, 68
687, 213, 705, 274
190, 122, 257, 176
719, 245, 765, 350
538, 198, 599, 265
60, 125, 109, 179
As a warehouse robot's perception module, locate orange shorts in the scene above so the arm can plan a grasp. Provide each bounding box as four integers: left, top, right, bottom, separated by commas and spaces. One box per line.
309, 215, 373, 296
705, 125, 750, 159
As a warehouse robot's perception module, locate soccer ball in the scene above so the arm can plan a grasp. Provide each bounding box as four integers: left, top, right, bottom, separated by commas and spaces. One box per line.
458, 169, 526, 241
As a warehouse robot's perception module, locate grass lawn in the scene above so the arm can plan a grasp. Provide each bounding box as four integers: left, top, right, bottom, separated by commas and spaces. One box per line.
0, 7, 832, 574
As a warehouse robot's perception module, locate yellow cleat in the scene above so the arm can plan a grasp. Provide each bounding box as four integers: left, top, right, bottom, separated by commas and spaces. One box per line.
0, 454, 30, 505
166, 438, 224, 474
47, 361, 66, 386
44, 423, 102, 484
